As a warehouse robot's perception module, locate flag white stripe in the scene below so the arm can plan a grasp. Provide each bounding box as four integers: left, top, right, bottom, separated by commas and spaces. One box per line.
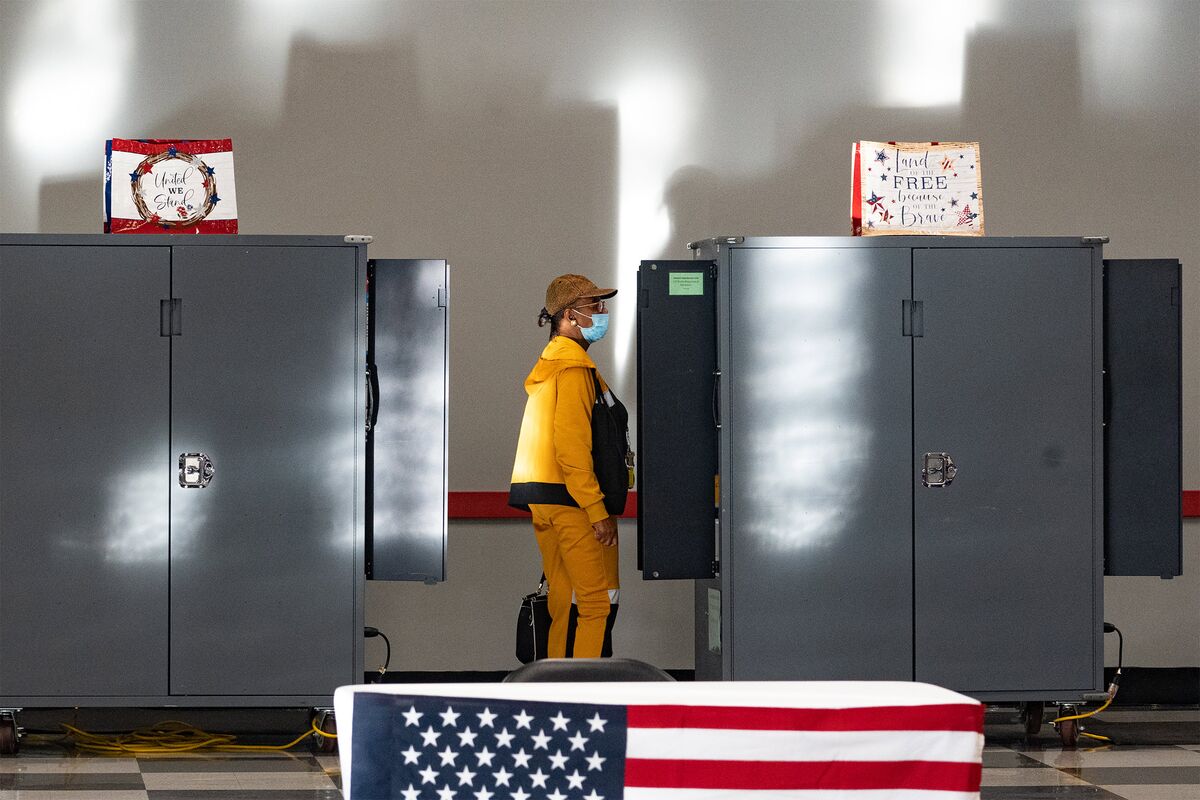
625, 790, 979, 800
626, 727, 983, 763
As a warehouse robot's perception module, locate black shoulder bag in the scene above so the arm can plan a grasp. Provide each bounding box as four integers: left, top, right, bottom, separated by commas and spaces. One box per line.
515, 574, 550, 664
591, 370, 634, 516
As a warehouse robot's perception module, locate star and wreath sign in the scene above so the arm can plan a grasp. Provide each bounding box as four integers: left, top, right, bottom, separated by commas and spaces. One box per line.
129, 147, 221, 229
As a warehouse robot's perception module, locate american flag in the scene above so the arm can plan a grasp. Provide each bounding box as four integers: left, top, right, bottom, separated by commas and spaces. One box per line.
349, 692, 982, 799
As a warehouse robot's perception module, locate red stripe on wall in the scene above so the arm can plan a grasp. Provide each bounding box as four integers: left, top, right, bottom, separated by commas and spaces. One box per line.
623, 758, 982, 792
448, 491, 638, 519
627, 703, 983, 733
449, 491, 1197, 520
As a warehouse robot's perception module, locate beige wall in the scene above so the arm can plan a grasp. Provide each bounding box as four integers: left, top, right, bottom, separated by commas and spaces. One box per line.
2, 0, 1196, 671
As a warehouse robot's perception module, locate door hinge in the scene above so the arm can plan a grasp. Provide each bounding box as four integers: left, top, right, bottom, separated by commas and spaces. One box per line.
902, 299, 924, 337
160, 299, 182, 336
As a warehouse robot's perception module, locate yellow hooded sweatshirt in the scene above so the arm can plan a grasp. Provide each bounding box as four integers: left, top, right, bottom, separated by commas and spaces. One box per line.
509, 336, 610, 524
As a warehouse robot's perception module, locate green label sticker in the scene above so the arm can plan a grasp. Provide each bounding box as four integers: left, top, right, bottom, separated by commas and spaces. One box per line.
669, 272, 705, 296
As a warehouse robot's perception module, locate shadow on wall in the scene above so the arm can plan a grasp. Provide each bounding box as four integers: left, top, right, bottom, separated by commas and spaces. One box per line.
35, 25, 630, 672
657, 27, 1191, 253
37, 27, 618, 489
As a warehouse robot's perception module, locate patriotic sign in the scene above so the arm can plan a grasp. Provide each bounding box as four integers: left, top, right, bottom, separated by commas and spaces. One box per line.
852, 141, 983, 236
104, 138, 238, 233
339, 683, 984, 800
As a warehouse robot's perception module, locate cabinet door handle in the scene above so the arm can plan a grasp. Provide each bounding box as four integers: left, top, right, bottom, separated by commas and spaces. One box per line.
366, 363, 381, 431
179, 452, 215, 488
921, 452, 957, 488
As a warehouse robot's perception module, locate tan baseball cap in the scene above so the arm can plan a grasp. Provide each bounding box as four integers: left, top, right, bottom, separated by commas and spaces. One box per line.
544, 274, 617, 316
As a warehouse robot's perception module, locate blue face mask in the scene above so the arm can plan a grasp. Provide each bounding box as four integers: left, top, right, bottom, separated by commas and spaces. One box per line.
577, 311, 609, 343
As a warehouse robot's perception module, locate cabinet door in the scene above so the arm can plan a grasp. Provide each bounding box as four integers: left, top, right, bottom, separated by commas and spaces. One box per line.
726, 246, 913, 680
368, 259, 448, 582
913, 247, 1100, 693
1104, 259, 1182, 577
169, 245, 360, 696
1, 245, 170, 696
637, 260, 718, 580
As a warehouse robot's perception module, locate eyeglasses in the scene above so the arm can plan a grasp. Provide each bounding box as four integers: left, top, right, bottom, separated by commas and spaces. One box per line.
575, 299, 608, 313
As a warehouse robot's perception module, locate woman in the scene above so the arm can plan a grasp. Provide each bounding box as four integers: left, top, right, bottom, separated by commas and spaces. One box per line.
509, 273, 621, 659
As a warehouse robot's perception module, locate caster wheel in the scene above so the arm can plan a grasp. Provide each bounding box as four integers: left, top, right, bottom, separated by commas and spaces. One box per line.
1056, 717, 1079, 749
313, 711, 338, 755
1020, 701, 1045, 736
0, 717, 18, 755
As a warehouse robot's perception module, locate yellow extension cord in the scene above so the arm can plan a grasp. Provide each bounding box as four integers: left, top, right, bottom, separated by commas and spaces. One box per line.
1051, 695, 1114, 743
56, 719, 337, 755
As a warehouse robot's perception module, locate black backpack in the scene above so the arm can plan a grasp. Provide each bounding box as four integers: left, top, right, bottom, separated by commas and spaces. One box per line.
591, 370, 632, 516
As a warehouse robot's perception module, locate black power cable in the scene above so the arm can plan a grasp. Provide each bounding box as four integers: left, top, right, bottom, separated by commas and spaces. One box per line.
1104, 622, 1123, 696
364, 627, 392, 683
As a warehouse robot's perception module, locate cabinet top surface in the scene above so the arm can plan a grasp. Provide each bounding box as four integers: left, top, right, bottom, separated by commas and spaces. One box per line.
691, 235, 1103, 250
0, 234, 363, 247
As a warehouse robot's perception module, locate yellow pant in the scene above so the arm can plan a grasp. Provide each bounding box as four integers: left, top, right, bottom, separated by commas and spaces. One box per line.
530, 504, 619, 658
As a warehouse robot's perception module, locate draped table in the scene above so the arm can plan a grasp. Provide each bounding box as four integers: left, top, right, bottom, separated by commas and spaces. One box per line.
334, 681, 984, 799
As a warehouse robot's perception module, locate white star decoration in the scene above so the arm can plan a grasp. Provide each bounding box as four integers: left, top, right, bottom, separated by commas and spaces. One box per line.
398, 701, 617, 799
548, 749, 569, 770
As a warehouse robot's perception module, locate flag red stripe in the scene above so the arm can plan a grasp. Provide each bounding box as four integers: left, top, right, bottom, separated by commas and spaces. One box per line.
627, 703, 983, 732
624, 758, 981, 792
108, 219, 238, 235
111, 138, 234, 156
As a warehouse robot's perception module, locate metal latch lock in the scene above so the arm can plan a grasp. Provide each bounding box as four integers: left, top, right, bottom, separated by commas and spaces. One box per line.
179, 452, 215, 488
922, 452, 957, 488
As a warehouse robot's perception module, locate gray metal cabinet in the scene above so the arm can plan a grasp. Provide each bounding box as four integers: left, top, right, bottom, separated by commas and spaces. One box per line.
725, 246, 915, 681
367, 259, 449, 582
638, 236, 1131, 702
1, 245, 172, 697
910, 247, 1100, 695
0, 235, 367, 706
169, 245, 362, 696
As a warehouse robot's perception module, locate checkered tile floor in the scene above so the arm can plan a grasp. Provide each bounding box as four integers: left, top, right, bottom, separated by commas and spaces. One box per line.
0, 708, 1195, 799
0, 752, 342, 799
982, 708, 1200, 800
